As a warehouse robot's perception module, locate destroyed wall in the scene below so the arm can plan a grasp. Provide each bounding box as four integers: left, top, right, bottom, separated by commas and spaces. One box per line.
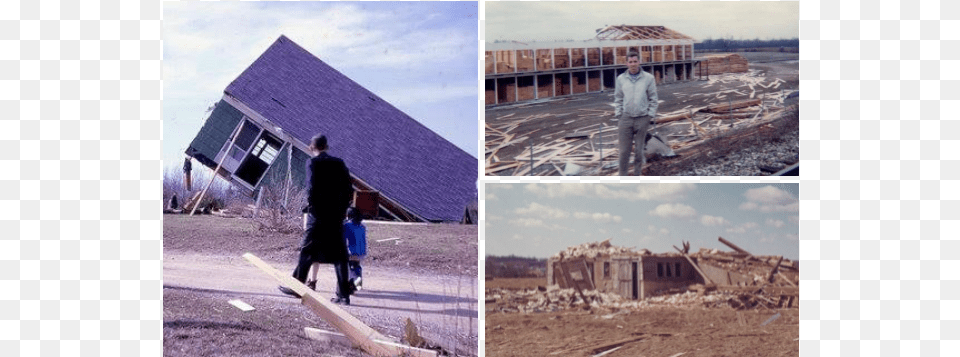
638, 255, 697, 299
546, 240, 703, 301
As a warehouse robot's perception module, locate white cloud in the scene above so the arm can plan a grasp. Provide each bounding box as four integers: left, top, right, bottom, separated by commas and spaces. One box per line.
700, 215, 729, 226
509, 218, 546, 228
599, 228, 608, 234
622, 228, 633, 233
726, 222, 758, 234
741, 186, 799, 213
525, 183, 695, 201
766, 218, 785, 228
645, 225, 670, 236
573, 211, 623, 223
485, 192, 498, 201
515, 202, 569, 219
648, 203, 697, 219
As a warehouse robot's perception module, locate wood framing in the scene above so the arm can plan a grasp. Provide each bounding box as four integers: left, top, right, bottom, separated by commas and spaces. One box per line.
485, 25, 697, 106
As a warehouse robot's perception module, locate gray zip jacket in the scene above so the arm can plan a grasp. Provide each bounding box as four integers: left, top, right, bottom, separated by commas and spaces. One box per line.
614, 70, 658, 118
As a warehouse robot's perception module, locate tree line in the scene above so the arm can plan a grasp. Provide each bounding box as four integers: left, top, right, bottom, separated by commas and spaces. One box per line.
695, 37, 799, 51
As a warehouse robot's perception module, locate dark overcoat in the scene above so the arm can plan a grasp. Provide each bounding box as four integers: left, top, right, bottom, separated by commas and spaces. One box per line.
302, 152, 354, 263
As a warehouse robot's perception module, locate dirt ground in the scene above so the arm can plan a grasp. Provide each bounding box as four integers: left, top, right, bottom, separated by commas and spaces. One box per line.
163, 214, 478, 356
484, 52, 799, 176
484, 278, 798, 357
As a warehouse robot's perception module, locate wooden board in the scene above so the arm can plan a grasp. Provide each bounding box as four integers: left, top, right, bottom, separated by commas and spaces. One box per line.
243, 253, 405, 357
304, 328, 439, 357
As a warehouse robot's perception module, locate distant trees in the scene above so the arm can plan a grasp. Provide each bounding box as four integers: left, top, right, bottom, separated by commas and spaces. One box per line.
485, 255, 547, 278
695, 37, 799, 51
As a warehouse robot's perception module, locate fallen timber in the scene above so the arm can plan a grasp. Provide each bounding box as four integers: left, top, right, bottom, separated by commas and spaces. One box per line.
485, 95, 795, 176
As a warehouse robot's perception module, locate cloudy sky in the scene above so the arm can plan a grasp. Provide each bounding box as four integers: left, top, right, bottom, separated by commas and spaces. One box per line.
163, 2, 478, 170
485, 2, 799, 42
484, 183, 800, 260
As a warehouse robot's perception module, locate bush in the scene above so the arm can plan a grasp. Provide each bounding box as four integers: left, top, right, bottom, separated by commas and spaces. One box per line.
251, 168, 307, 234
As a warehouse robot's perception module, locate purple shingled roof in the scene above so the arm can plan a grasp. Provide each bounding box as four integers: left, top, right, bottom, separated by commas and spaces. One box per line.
224, 35, 477, 222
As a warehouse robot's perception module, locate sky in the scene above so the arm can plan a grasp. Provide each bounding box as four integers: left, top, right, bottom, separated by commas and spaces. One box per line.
162, 2, 479, 170
484, 183, 800, 260
485, 2, 799, 43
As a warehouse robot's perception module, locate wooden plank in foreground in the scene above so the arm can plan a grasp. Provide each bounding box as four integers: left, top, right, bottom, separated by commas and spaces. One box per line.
242, 253, 402, 357
304, 328, 438, 357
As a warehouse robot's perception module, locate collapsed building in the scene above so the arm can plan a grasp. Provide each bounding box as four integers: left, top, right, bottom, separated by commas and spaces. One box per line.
484, 25, 748, 106
182, 35, 477, 222
544, 238, 798, 308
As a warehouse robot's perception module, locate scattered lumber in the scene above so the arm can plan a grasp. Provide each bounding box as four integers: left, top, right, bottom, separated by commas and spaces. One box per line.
702, 99, 762, 113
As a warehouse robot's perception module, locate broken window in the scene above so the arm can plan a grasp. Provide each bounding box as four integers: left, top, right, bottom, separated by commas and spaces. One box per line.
675, 263, 682, 278
603, 262, 610, 278
666, 263, 672, 277
657, 262, 663, 277
250, 137, 279, 163
234, 131, 283, 187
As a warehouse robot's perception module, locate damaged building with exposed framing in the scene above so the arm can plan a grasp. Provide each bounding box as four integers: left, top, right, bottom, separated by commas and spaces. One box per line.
484, 25, 702, 106
183, 35, 477, 223
546, 238, 799, 308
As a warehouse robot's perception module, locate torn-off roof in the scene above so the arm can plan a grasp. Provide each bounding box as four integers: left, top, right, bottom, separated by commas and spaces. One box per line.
223, 35, 477, 222
595, 25, 695, 41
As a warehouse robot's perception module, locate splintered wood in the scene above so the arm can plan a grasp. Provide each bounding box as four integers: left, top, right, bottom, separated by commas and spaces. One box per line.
485, 68, 796, 176
485, 108, 619, 176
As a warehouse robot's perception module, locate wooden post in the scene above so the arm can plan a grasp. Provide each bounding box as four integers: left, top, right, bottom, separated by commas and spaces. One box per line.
717, 236, 752, 256
767, 256, 784, 283
284, 142, 292, 208
190, 120, 245, 215
672, 245, 713, 285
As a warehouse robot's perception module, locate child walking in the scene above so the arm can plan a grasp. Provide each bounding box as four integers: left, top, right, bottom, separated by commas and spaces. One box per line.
343, 208, 367, 291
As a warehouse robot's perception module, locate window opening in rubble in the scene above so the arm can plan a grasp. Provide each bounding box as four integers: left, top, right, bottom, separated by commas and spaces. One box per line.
587, 263, 594, 282
675, 263, 682, 278
666, 263, 672, 277
632, 262, 638, 299
657, 262, 663, 277
603, 262, 610, 278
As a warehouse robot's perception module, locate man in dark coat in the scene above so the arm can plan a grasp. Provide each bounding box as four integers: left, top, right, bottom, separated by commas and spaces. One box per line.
279, 134, 355, 304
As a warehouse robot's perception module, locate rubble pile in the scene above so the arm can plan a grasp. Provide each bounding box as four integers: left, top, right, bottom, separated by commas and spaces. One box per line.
486, 286, 745, 314
551, 239, 650, 260
691, 248, 799, 285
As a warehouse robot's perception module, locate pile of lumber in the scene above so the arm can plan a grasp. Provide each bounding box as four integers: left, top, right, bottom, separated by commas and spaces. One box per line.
700, 53, 749, 75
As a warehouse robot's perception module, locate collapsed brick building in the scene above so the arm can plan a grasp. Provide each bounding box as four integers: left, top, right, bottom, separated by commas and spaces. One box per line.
485, 25, 708, 106
546, 238, 799, 308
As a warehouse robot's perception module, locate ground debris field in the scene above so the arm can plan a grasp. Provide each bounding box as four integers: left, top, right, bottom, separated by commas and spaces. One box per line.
484, 52, 799, 176
164, 214, 478, 356
484, 278, 798, 357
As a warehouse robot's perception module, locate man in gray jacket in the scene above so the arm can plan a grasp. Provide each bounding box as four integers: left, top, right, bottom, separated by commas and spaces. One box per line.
614, 51, 659, 176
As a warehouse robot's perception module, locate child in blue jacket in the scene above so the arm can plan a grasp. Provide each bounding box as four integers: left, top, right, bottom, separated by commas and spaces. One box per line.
343, 208, 367, 291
